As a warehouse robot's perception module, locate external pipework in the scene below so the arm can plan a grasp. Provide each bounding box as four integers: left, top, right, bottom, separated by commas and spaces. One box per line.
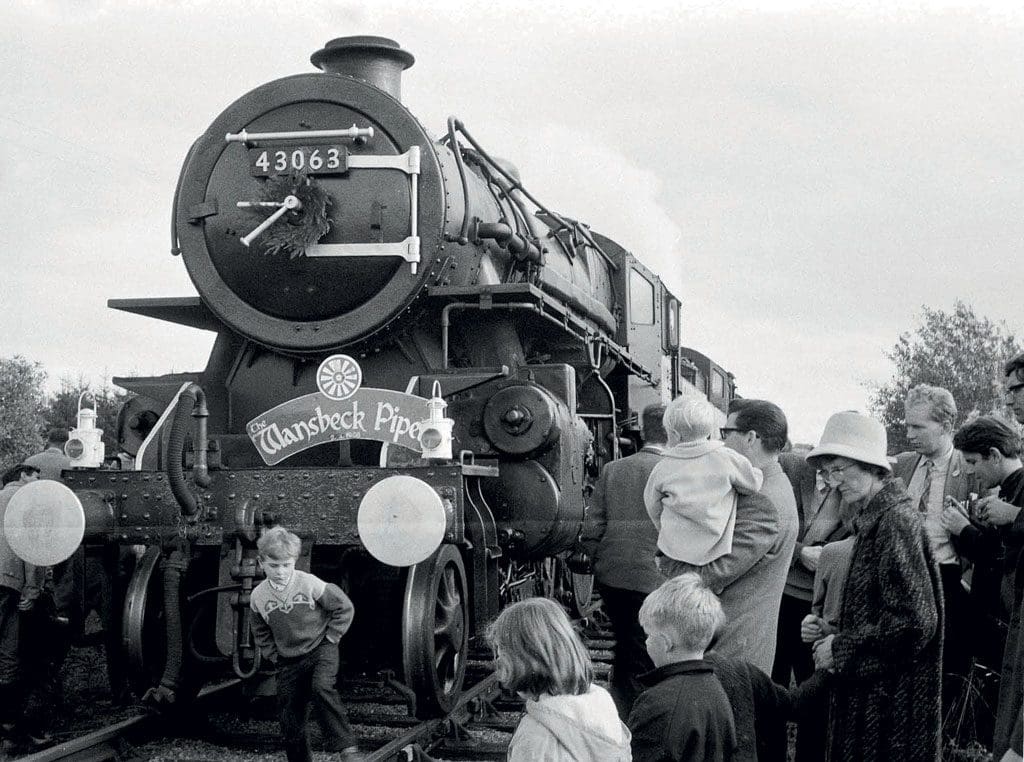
143, 547, 189, 708
231, 550, 262, 679
475, 221, 542, 265
166, 383, 210, 519
310, 36, 415, 102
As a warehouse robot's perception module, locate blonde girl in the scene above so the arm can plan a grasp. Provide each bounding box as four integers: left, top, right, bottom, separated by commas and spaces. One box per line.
488, 598, 631, 761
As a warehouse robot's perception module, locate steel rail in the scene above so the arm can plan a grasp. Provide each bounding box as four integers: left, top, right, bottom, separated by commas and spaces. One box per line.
366, 672, 500, 762
18, 680, 241, 762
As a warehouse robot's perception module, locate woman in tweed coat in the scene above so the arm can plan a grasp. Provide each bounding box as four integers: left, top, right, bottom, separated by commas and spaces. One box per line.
805, 412, 943, 762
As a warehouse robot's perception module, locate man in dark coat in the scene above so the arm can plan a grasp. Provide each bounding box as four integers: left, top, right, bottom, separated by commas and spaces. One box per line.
945, 416, 1018, 749
980, 353, 1024, 761
581, 404, 666, 717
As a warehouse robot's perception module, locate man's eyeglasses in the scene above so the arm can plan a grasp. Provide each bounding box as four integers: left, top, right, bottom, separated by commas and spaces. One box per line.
817, 464, 855, 484
719, 427, 747, 439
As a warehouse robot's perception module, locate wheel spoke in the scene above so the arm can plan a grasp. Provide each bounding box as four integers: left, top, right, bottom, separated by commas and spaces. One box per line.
402, 546, 468, 717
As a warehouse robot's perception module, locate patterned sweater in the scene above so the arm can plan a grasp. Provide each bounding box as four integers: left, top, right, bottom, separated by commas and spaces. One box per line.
250, 569, 354, 661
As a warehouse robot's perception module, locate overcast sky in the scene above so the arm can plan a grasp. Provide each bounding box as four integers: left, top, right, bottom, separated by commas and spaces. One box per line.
2, 0, 1022, 443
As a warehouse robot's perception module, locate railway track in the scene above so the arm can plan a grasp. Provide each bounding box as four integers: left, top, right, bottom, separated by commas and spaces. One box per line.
18, 632, 613, 762
15, 681, 243, 762
16, 669, 509, 762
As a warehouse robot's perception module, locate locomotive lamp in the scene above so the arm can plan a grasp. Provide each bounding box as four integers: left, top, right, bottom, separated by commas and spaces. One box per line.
65, 391, 105, 468
418, 381, 453, 460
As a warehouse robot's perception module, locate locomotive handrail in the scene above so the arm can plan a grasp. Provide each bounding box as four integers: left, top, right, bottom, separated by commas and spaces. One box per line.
171, 137, 201, 257
440, 300, 539, 369
224, 125, 374, 143
446, 118, 473, 246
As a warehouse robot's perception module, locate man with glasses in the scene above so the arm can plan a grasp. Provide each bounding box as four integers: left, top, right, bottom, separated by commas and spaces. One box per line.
982, 354, 1024, 762
702, 400, 797, 677
714, 399, 799, 761
892, 384, 977, 719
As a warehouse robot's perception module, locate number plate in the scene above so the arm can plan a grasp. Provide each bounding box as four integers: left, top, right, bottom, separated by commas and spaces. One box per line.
248, 145, 349, 176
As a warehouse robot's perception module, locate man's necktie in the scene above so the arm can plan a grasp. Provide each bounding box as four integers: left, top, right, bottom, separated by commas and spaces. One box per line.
918, 460, 934, 513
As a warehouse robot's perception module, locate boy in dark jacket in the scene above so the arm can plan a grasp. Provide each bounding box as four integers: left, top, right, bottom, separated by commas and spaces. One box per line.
629, 573, 737, 761
250, 526, 362, 762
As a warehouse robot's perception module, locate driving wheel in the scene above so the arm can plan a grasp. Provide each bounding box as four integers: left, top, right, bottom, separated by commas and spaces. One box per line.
122, 546, 166, 695
401, 544, 468, 718
570, 569, 595, 617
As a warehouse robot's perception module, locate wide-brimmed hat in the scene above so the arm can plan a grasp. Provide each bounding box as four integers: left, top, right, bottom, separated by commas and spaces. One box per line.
805, 411, 891, 472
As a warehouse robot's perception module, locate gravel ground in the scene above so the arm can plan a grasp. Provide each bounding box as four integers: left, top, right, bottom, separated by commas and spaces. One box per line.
52, 637, 140, 738
52, 624, 804, 762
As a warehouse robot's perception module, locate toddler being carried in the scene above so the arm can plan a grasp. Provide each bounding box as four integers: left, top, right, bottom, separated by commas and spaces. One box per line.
644, 396, 763, 578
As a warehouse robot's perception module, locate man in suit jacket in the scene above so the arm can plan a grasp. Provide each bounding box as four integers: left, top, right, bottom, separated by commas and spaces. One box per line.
715, 400, 800, 675
582, 404, 667, 718
892, 384, 978, 712
700, 399, 797, 675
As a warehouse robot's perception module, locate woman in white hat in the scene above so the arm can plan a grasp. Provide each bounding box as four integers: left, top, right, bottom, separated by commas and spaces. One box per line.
804, 411, 942, 762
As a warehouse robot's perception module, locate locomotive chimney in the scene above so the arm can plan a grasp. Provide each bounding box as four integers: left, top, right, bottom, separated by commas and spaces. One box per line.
311, 36, 415, 101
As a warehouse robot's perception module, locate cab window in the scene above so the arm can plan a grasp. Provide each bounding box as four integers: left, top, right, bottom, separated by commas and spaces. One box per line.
711, 370, 726, 398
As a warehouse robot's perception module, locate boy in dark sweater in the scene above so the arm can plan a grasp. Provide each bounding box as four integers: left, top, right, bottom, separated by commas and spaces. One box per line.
629, 572, 738, 761
250, 527, 361, 762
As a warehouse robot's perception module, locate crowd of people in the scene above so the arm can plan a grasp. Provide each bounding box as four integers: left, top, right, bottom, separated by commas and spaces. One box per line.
5, 353, 1024, 762
550, 352, 1024, 761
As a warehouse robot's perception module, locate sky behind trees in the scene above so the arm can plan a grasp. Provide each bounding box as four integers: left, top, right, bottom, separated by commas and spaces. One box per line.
2, 0, 1022, 442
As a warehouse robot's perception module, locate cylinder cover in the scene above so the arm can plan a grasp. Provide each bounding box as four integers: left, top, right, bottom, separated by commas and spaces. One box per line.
482, 385, 561, 455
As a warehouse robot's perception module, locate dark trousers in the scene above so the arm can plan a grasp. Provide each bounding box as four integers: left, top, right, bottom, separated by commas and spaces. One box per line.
0, 588, 19, 726
939, 563, 975, 743
598, 584, 654, 719
769, 594, 817, 762
53, 546, 132, 699
18, 593, 71, 736
276, 640, 355, 762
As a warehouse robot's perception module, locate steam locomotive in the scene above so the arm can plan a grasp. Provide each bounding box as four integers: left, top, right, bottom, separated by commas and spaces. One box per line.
11, 36, 736, 717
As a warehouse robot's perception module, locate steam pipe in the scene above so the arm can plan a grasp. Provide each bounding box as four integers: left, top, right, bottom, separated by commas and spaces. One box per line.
166, 383, 210, 519
143, 548, 189, 707
447, 118, 617, 271
476, 222, 542, 264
